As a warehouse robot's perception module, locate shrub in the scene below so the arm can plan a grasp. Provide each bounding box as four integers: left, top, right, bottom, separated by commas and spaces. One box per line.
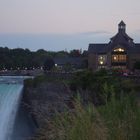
98, 92, 140, 140
32, 93, 140, 140
43, 57, 55, 71
32, 100, 108, 140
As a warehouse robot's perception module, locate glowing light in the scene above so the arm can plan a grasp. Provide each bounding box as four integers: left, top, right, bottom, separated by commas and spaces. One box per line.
114, 48, 124, 52
100, 61, 103, 65
100, 56, 103, 59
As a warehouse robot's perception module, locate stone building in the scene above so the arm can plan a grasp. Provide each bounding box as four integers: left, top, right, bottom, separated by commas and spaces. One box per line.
88, 21, 140, 71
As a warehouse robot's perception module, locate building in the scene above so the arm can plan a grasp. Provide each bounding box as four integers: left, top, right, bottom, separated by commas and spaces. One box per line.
88, 21, 140, 71
54, 57, 84, 69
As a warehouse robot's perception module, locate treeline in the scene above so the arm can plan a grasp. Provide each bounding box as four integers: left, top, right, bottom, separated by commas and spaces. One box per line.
0, 47, 87, 70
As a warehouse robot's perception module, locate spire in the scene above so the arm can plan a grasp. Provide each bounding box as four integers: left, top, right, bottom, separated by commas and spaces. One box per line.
118, 20, 126, 33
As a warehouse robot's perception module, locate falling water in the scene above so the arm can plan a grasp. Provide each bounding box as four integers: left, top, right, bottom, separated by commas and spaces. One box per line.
0, 76, 32, 140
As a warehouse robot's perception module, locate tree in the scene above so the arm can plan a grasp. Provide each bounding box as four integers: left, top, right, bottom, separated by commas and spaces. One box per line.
69, 49, 82, 57
134, 61, 140, 69
43, 57, 55, 71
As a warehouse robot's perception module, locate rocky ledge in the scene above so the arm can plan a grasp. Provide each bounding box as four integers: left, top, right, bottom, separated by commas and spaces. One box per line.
22, 81, 74, 127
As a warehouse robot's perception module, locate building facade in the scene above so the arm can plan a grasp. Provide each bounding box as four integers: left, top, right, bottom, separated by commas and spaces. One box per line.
88, 21, 140, 71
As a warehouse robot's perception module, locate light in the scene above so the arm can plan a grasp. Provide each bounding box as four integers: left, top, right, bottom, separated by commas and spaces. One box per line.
100, 61, 103, 65
100, 56, 103, 59
114, 56, 117, 60
119, 48, 122, 52
114, 48, 124, 52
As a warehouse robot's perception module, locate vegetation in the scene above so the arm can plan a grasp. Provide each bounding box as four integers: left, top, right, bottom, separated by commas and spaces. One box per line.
32, 93, 140, 140
30, 69, 140, 140
43, 57, 55, 71
134, 61, 140, 70
0, 47, 87, 70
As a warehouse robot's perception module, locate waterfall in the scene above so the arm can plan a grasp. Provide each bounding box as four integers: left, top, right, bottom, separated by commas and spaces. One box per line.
0, 77, 24, 140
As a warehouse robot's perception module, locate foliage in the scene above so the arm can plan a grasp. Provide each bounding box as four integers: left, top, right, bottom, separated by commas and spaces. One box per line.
43, 57, 55, 71
98, 92, 140, 140
32, 100, 108, 140
63, 63, 73, 72
134, 61, 140, 69
32, 93, 140, 140
69, 49, 82, 57
24, 75, 47, 87
70, 69, 121, 104
0, 47, 87, 70
29, 69, 140, 140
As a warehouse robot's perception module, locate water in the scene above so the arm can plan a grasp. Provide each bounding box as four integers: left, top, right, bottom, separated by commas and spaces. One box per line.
0, 76, 35, 140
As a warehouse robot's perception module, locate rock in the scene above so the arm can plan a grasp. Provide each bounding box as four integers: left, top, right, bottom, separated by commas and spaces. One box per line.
23, 81, 73, 127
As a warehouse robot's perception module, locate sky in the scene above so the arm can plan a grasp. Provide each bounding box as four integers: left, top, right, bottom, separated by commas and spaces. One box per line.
0, 0, 140, 51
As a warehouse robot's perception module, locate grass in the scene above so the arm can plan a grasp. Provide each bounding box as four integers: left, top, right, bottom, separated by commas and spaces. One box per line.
24, 73, 71, 88
32, 92, 140, 140
98, 93, 140, 140
30, 70, 140, 140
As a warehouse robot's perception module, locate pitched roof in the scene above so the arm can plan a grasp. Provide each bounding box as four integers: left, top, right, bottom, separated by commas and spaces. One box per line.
110, 32, 133, 43
88, 44, 108, 53
118, 20, 126, 26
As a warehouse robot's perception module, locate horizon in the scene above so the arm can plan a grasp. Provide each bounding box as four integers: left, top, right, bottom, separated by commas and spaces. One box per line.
0, 0, 140, 51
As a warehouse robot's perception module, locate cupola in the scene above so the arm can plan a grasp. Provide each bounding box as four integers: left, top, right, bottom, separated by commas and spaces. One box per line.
118, 20, 126, 33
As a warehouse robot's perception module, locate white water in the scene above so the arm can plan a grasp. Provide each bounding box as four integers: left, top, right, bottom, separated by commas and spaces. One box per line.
0, 76, 30, 140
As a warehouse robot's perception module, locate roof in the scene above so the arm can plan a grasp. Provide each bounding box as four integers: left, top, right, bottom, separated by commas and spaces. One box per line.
118, 20, 126, 26
88, 44, 108, 53
110, 32, 133, 43
128, 44, 140, 53
88, 21, 140, 54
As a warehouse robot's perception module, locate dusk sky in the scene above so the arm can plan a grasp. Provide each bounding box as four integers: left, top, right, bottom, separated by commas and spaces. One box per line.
0, 0, 140, 51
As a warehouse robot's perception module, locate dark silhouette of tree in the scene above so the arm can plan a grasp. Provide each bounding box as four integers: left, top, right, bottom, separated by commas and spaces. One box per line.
69, 49, 82, 57
0, 47, 85, 70
43, 57, 55, 71
134, 61, 140, 69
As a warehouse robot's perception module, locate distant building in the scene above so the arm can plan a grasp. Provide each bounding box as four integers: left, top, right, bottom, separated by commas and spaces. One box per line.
88, 21, 140, 71
54, 57, 84, 69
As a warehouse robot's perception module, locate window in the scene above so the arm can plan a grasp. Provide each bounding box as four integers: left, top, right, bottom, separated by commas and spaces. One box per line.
112, 55, 126, 62
113, 48, 125, 52
98, 55, 107, 65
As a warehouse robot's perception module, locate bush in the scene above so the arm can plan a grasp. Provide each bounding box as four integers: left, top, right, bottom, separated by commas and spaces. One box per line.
43, 57, 55, 71
32, 100, 108, 140
24, 75, 47, 87
70, 69, 121, 104
134, 61, 140, 70
98, 93, 140, 140
32, 93, 140, 140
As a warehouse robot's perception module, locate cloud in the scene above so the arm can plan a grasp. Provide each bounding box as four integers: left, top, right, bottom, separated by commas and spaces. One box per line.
78, 30, 111, 35
133, 29, 140, 33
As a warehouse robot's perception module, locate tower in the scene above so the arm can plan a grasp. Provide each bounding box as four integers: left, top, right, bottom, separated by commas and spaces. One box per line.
118, 20, 126, 33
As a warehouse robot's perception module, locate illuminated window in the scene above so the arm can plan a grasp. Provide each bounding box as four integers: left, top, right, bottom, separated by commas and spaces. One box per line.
100, 61, 103, 65
113, 48, 125, 52
112, 55, 126, 62
98, 55, 107, 65
114, 56, 117, 60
